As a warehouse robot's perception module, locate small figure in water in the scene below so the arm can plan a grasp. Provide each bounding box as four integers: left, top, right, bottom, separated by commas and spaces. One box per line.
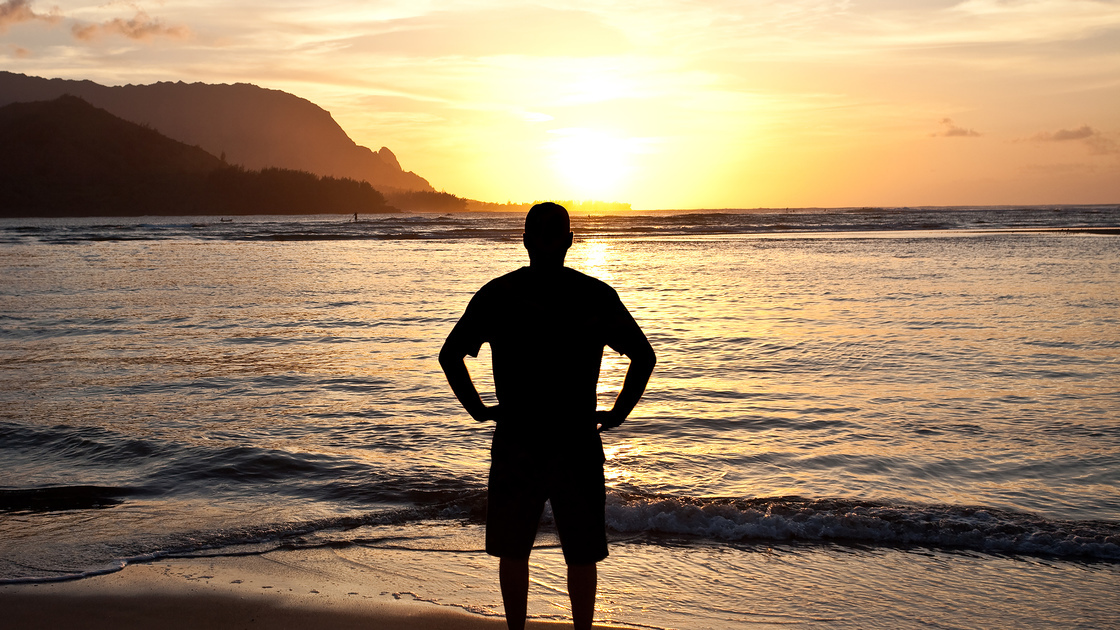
440, 202, 656, 630
353, 212, 359, 222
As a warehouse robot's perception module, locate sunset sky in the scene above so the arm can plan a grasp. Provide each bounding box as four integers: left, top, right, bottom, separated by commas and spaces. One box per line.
2, 0, 1118, 209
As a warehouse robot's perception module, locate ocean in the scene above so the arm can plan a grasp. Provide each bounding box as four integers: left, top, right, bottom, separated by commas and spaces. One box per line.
2, 206, 1118, 628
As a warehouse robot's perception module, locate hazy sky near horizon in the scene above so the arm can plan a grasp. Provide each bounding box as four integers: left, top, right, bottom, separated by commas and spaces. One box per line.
2, 0, 1118, 209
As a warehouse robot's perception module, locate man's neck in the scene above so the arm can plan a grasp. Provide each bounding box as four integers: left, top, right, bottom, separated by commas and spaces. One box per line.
527, 256, 567, 269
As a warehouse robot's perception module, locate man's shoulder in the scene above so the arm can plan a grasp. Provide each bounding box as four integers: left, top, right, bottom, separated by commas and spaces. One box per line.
477, 267, 531, 294
560, 267, 618, 297
473, 266, 620, 308
561, 265, 608, 284
467, 268, 528, 310
481, 266, 613, 288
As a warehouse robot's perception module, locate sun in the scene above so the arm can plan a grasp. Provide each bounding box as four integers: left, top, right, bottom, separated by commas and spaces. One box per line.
547, 128, 634, 200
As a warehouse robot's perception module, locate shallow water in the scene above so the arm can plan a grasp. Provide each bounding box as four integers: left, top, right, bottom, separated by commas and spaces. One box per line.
315, 521, 1120, 629
1, 209, 1119, 626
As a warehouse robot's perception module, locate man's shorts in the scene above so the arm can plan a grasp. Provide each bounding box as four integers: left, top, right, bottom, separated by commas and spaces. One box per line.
485, 447, 608, 565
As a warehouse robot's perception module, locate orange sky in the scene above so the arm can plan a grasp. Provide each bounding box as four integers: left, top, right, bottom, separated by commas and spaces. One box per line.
2, 0, 1118, 209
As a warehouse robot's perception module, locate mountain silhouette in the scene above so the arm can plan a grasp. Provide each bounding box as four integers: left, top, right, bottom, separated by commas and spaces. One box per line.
0, 71, 432, 193
0, 95, 223, 177
0, 96, 393, 217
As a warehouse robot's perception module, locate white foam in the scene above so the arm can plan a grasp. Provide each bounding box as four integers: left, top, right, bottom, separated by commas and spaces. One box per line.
604, 494, 1120, 560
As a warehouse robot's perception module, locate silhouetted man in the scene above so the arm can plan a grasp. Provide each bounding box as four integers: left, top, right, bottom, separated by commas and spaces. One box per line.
440, 202, 656, 630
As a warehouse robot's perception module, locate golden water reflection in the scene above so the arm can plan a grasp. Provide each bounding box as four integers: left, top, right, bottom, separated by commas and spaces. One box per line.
3, 231, 1117, 520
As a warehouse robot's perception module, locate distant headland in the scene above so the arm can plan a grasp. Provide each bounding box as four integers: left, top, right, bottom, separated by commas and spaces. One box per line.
0, 72, 632, 217
0, 71, 430, 194
0, 96, 393, 217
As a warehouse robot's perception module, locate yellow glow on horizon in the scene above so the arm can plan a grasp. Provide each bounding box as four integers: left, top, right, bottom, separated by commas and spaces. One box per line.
547, 128, 643, 201
4, 1, 1117, 208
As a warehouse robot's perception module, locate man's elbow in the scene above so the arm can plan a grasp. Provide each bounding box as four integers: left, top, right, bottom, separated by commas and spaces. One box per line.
438, 344, 461, 371
632, 345, 656, 372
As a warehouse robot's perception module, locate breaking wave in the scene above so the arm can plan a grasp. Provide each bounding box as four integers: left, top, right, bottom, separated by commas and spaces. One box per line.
605, 494, 1120, 560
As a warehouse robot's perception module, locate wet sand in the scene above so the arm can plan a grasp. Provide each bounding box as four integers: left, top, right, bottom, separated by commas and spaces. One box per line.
0, 549, 637, 630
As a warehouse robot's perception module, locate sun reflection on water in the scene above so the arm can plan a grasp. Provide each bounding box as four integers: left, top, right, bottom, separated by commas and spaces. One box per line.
572, 238, 613, 283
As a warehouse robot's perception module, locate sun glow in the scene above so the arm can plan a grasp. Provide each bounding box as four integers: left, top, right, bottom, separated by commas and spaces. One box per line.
547, 128, 638, 200
2, 1, 1116, 208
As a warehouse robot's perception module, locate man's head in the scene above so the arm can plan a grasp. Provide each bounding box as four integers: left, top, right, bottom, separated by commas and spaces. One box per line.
523, 202, 573, 267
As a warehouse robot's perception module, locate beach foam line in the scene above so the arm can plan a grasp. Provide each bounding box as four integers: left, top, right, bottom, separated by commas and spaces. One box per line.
605, 495, 1120, 560
6, 490, 1114, 587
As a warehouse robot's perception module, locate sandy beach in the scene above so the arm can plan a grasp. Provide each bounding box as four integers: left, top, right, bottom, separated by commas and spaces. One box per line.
0, 548, 637, 630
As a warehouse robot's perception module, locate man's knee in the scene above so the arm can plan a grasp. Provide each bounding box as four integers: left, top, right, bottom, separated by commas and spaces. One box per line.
500, 556, 530, 571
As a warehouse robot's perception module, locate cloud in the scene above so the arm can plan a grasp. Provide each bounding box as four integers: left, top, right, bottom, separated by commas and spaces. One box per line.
1028, 125, 1118, 155
0, 0, 60, 32
345, 6, 629, 58
1086, 135, 1119, 155
8, 43, 31, 57
933, 118, 981, 137
71, 9, 189, 41
1032, 125, 1094, 142
1, 0, 186, 42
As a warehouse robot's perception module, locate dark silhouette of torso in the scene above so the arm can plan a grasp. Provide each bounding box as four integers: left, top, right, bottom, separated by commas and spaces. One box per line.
448, 265, 646, 455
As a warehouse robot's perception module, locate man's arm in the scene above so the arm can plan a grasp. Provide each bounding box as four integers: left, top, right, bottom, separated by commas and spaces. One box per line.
598, 338, 656, 432
439, 340, 499, 423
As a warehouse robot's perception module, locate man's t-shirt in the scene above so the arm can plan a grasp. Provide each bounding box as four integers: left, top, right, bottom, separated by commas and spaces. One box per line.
445, 265, 648, 456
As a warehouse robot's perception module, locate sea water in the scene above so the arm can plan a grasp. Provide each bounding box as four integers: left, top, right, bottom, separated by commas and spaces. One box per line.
1, 207, 1118, 628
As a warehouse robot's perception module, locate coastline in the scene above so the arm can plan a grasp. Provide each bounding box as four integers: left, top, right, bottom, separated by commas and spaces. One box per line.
7, 538, 1119, 630
0, 548, 639, 630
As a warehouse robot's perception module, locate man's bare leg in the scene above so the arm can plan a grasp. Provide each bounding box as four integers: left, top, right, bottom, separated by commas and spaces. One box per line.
499, 557, 530, 630
568, 563, 597, 630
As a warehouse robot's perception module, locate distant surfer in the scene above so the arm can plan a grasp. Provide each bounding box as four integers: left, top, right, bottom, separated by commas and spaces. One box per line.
440, 202, 656, 630
353, 212, 359, 222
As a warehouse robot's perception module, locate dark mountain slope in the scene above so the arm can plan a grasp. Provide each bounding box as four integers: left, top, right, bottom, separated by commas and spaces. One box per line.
0, 97, 393, 217
0, 71, 432, 192
0, 94, 223, 178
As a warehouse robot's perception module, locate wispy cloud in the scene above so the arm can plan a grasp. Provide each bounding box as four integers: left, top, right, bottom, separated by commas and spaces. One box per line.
1031, 125, 1094, 142
933, 118, 981, 138
1028, 125, 1118, 155
71, 9, 189, 42
342, 6, 629, 58
0, 0, 60, 32
2, 0, 187, 43
1085, 136, 1119, 156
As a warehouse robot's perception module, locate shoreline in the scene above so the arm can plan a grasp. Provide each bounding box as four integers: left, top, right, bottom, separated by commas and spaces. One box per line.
6, 538, 1119, 630
0, 549, 641, 630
